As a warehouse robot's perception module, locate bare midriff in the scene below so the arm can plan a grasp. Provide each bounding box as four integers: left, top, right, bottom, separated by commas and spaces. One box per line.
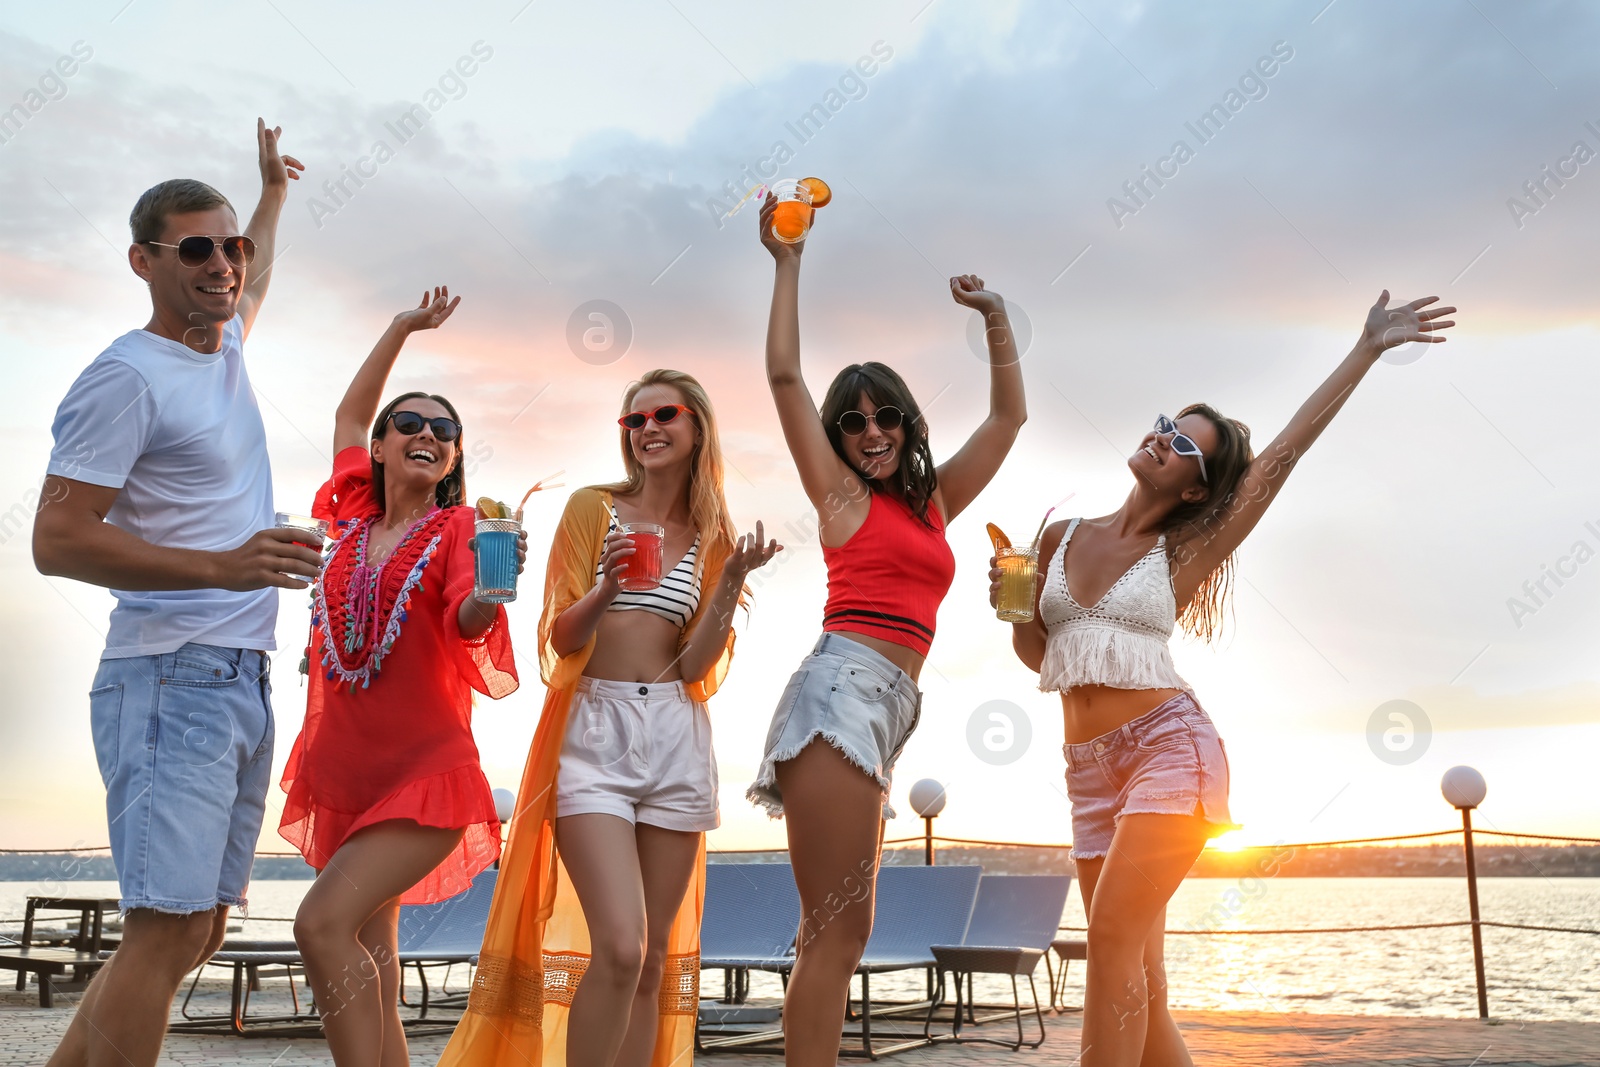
1061, 683, 1186, 745
830, 627, 926, 683
582, 611, 686, 684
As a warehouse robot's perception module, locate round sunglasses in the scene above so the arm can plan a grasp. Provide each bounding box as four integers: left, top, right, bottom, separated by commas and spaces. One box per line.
1154, 413, 1207, 483
618, 403, 695, 430
387, 410, 462, 442
837, 406, 904, 436
143, 234, 256, 268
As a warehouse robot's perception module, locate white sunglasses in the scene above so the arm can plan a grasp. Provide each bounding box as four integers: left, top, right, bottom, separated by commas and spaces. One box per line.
1154, 414, 1207, 484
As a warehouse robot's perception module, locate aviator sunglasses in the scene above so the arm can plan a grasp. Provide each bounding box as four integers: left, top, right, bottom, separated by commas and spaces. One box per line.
143, 234, 257, 268
837, 406, 905, 436
1154, 413, 1207, 483
618, 403, 695, 430
387, 410, 462, 442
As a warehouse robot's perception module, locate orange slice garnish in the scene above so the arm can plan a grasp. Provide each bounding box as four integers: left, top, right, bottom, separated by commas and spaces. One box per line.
986, 523, 1012, 551
799, 177, 831, 209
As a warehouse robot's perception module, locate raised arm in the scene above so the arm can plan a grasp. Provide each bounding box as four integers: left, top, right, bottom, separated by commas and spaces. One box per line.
932, 275, 1027, 523
758, 194, 865, 535
333, 287, 460, 454
1171, 291, 1456, 604
238, 119, 304, 339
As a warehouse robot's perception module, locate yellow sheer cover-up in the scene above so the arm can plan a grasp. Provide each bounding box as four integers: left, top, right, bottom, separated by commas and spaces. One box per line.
438, 487, 734, 1067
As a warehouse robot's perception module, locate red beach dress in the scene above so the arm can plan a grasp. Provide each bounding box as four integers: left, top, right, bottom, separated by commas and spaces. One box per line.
279, 446, 519, 904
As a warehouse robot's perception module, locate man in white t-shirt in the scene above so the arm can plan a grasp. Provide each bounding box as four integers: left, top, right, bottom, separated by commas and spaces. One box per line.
33, 120, 321, 1067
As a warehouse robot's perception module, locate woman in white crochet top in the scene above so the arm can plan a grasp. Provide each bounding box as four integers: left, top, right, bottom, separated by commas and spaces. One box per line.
994, 291, 1455, 1066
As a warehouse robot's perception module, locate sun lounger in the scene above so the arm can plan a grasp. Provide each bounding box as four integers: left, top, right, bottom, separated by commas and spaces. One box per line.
170, 868, 500, 1037
698, 863, 981, 1059
695, 862, 800, 1049
922, 873, 1072, 1049
171, 941, 315, 1037
1047, 936, 1088, 1012
396, 867, 498, 1022
844, 864, 983, 1056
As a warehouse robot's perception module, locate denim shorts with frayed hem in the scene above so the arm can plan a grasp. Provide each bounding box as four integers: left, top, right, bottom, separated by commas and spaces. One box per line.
1063, 690, 1237, 861
90, 644, 274, 914
747, 633, 922, 821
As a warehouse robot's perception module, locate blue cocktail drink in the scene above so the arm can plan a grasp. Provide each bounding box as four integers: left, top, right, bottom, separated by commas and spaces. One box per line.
474, 517, 521, 603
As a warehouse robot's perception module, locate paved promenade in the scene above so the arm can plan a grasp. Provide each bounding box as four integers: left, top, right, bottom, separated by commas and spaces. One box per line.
3, 978, 1594, 1067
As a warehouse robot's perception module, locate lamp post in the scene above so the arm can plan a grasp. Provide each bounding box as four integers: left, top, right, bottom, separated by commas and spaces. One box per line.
908, 779, 947, 866
1441, 766, 1489, 1019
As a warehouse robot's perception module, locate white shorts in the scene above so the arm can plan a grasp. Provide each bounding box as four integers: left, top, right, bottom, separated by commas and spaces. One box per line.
556, 677, 719, 832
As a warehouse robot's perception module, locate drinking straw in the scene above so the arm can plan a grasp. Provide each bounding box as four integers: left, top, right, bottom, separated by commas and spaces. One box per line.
1029, 492, 1077, 553
514, 470, 567, 522
720, 183, 769, 222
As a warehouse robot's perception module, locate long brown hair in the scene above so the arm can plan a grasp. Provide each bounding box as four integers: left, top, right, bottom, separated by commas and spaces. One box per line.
370, 391, 467, 513
589, 369, 742, 602
818, 362, 939, 525
1163, 402, 1254, 643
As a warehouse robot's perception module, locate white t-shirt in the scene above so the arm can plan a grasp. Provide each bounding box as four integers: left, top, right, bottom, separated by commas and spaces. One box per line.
46, 315, 277, 658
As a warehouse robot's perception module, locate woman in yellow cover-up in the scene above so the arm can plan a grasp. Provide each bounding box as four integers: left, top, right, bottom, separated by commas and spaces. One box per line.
439, 369, 779, 1067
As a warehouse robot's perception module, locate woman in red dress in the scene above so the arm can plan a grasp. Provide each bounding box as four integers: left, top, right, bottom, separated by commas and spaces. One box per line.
279, 286, 522, 1066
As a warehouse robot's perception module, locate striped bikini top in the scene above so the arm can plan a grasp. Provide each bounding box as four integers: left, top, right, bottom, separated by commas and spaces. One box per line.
596, 502, 702, 629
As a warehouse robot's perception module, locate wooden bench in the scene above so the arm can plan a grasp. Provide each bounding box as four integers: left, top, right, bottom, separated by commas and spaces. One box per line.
0, 947, 108, 1007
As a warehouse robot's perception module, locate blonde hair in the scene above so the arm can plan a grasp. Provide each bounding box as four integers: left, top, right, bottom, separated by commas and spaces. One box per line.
589, 369, 744, 604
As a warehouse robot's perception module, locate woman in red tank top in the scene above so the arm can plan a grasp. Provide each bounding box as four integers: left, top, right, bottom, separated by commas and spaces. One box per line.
279, 287, 522, 1066
747, 194, 1027, 1065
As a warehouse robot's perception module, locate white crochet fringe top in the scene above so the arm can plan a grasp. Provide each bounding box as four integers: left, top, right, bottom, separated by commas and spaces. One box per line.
1037, 517, 1192, 694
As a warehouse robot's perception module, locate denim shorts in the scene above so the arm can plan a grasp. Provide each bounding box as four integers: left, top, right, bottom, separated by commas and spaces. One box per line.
89, 644, 274, 914
1063, 691, 1237, 861
556, 677, 718, 832
747, 632, 922, 820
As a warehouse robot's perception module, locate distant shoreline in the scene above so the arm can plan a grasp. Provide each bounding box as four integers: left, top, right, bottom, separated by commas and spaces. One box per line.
4, 843, 1598, 880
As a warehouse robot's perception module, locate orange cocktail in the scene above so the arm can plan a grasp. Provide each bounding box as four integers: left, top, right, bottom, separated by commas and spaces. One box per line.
995, 547, 1038, 622
988, 522, 1039, 623
770, 177, 831, 244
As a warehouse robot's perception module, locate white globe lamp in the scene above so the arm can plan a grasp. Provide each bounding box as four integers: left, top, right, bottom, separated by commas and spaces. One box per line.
1440, 766, 1489, 1018
492, 787, 517, 825
908, 779, 947, 865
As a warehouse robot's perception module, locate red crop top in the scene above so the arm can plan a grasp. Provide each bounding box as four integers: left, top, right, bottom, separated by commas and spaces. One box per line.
821, 491, 956, 657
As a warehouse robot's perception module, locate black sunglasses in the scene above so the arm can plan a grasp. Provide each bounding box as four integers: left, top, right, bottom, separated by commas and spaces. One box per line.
618, 404, 694, 431
837, 406, 904, 436
144, 234, 256, 268
387, 410, 462, 442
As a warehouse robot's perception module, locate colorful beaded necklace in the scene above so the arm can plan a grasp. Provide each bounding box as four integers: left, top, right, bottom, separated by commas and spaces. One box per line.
312, 506, 451, 691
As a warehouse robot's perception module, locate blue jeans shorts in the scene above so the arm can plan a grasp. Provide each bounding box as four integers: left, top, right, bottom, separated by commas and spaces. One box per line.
1064, 691, 1238, 860
747, 632, 922, 820
90, 644, 274, 914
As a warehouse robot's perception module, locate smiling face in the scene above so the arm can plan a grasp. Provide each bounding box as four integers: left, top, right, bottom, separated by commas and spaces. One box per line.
1130, 411, 1218, 503
840, 391, 910, 482
624, 383, 701, 474
131, 206, 246, 332
371, 396, 460, 497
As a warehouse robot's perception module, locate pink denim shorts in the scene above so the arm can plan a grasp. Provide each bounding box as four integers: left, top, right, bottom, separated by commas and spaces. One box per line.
1063, 691, 1238, 860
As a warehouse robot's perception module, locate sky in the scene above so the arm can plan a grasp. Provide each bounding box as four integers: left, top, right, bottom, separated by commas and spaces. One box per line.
1, 0, 1597, 856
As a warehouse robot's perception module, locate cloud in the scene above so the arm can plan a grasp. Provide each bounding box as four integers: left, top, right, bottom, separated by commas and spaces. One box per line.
1298, 680, 1600, 734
